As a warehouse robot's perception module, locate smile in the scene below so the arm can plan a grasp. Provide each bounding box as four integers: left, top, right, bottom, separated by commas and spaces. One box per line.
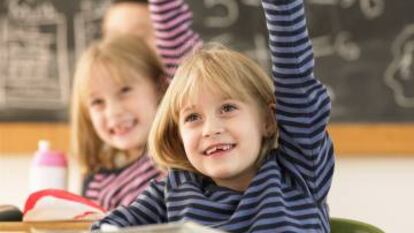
203, 143, 236, 156
110, 119, 137, 136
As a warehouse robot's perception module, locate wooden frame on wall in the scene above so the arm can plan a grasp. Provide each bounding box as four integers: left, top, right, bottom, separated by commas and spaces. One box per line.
0, 123, 413, 156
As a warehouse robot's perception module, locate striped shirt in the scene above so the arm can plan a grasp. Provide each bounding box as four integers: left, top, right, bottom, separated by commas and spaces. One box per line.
150, 0, 202, 79
92, 0, 335, 232
83, 155, 163, 210
83, 0, 201, 210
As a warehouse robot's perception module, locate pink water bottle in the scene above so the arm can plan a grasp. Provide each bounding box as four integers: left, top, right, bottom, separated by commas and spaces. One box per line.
29, 140, 68, 192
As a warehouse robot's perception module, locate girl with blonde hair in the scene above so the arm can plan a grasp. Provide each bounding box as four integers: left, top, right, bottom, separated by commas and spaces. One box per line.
71, 0, 201, 210
93, 0, 335, 232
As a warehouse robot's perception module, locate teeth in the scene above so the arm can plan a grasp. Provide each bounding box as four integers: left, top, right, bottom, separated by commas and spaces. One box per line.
206, 147, 216, 155
112, 120, 134, 135
205, 144, 232, 155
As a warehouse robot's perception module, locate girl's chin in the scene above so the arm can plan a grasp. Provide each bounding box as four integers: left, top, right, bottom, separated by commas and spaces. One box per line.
109, 141, 136, 151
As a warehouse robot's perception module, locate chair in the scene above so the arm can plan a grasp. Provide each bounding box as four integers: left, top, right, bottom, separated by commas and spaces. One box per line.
330, 217, 385, 233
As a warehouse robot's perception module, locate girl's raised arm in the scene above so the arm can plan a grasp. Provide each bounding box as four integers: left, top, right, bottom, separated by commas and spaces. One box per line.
149, 0, 203, 79
262, 0, 334, 203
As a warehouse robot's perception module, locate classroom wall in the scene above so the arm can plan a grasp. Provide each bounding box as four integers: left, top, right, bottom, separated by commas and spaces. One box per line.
0, 154, 413, 233
329, 157, 414, 233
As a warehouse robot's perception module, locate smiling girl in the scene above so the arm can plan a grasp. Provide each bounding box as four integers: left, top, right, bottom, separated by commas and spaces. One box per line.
70, 0, 201, 210
92, 0, 335, 232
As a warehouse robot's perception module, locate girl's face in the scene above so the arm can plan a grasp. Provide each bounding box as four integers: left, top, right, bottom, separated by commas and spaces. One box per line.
87, 69, 159, 157
178, 86, 267, 192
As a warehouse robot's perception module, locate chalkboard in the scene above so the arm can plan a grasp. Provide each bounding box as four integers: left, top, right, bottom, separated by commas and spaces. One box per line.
0, 0, 111, 121
304, 0, 414, 122
0, 0, 413, 122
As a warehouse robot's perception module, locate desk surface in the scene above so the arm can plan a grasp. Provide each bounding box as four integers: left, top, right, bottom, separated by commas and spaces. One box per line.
0, 221, 92, 232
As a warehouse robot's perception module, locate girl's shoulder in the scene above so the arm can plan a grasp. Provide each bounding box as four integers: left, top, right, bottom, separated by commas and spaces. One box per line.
164, 169, 203, 190
84, 155, 160, 187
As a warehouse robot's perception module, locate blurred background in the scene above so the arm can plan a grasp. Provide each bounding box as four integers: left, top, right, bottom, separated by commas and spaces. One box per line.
0, 0, 413, 232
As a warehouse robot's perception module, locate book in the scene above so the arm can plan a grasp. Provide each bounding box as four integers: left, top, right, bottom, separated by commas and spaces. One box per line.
23, 189, 105, 222
34, 221, 227, 233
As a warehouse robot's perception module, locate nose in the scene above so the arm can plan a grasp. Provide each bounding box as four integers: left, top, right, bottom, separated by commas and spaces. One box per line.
106, 99, 123, 120
202, 115, 225, 138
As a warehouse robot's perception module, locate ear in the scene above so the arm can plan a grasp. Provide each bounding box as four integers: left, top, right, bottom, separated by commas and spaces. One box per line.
263, 103, 277, 137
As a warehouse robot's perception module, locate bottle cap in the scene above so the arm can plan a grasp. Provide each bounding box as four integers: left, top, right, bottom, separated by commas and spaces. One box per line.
32, 140, 67, 167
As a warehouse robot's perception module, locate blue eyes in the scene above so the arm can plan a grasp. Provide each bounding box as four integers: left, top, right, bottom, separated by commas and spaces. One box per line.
183, 103, 238, 123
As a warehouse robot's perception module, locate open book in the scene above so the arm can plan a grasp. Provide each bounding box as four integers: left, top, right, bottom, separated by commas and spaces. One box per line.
33, 221, 226, 233
0, 189, 105, 222
1, 190, 227, 233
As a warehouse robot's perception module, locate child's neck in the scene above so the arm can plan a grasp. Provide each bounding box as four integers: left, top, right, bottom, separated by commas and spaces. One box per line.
114, 146, 146, 168
211, 167, 258, 192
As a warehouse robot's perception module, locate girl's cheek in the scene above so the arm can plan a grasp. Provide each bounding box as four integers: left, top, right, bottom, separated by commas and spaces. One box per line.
180, 130, 193, 146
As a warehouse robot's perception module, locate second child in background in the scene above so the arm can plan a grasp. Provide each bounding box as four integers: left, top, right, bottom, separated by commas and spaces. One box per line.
71, 35, 165, 211
70, 0, 201, 210
102, 0, 156, 51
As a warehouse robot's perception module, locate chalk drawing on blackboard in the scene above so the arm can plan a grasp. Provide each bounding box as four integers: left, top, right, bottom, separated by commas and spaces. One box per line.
340, 0, 384, 19
208, 32, 270, 72
245, 33, 271, 72
385, 24, 414, 108
325, 84, 348, 117
203, 0, 238, 28
0, 0, 69, 110
307, 1, 361, 61
196, 0, 270, 71
312, 32, 360, 61
309, 0, 384, 19
307, 0, 385, 60
359, 0, 384, 19
334, 31, 360, 61
74, 0, 110, 59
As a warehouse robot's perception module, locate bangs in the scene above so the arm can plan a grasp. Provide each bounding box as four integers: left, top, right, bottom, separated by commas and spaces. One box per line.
170, 49, 252, 122
79, 57, 134, 105
96, 56, 136, 84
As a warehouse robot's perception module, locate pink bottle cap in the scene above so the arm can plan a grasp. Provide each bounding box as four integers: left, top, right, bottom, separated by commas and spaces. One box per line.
32, 140, 67, 167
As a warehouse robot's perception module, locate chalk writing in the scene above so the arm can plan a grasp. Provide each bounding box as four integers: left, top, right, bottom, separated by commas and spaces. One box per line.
0, 0, 69, 110
385, 24, 414, 108
0, 0, 412, 122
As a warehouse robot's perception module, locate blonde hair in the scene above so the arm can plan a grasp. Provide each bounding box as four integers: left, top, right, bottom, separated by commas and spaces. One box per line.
148, 44, 278, 172
70, 35, 165, 175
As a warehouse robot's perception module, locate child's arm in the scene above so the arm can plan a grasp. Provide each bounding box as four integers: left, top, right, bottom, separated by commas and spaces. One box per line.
262, 0, 334, 203
90, 181, 166, 229
149, 0, 203, 79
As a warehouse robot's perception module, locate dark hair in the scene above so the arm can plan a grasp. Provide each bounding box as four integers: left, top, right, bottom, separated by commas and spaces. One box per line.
113, 0, 148, 4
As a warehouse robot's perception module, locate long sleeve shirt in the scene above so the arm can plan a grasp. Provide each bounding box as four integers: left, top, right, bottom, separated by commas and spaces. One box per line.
92, 0, 334, 232
149, 0, 202, 79
82, 0, 202, 211
83, 154, 163, 211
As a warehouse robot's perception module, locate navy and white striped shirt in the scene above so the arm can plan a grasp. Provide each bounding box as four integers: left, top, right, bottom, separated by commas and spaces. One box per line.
92, 0, 335, 232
